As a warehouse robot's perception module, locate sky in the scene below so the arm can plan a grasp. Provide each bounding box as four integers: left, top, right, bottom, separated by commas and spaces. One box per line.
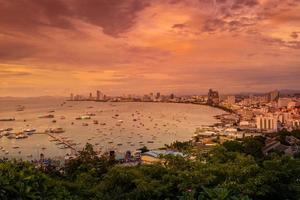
0, 0, 300, 97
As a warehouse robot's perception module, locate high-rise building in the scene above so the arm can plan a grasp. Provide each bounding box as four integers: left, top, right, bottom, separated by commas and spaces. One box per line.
70, 93, 74, 101
226, 95, 236, 105
89, 92, 93, 100
207, 89, 219, 105
256, 114, 278, 132
156, 92, 161, 99
96, 90, 102, 101
268, 90, 279, 102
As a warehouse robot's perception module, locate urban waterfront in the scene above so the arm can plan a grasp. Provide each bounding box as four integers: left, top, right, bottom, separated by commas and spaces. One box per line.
0, 97, 224, 160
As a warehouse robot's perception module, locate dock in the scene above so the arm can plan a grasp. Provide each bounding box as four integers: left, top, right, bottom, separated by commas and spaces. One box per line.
42, 132, 78, 153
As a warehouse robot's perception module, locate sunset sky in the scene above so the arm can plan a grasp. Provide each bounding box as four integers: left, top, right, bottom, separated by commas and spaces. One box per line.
0, 0, 300, 97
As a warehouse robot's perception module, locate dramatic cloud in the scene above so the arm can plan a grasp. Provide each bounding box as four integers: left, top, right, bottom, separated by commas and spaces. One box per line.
0, 0, 299, 96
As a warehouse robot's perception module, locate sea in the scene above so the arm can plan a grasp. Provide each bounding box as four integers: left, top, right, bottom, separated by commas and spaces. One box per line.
0, 97, 224, 160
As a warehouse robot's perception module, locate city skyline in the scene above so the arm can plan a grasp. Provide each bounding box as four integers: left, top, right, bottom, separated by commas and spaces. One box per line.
1, 0, 300, 96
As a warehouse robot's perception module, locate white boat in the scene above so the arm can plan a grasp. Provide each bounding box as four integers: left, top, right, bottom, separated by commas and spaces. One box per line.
23, 129, 36, 133
15, 135, 28, 139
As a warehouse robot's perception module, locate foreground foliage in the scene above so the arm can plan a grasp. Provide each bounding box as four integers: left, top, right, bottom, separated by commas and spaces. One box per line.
1, 134, 300, 200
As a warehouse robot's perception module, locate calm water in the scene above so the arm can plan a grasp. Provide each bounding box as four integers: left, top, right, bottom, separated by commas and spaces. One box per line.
0, 97, 224, 160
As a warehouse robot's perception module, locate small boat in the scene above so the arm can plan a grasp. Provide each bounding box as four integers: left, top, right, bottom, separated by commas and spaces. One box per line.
38, 114, 54, 118
12, 146, 19, 149
93, 120, 99, 124
15, 135, 28, 139
16, 105, 25, 111
23, 129, 36, 133
46, 128, 65, 133
82, 123, 89, 126
76, 116, 91, 120
86, 113, 96, 116
1, 128, 13, 132
0, 118, 15, 121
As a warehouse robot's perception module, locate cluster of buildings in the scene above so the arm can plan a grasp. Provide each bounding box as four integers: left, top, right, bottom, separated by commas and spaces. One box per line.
219, 90, 300, 133
69, 89, 300, 133
70, 90, 106, 101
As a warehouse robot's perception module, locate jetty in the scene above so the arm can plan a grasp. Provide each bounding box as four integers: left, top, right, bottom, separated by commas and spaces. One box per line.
43, 132, 78, 153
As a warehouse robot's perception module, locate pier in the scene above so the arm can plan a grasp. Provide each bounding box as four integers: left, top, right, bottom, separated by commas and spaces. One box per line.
42, 132, 78, 153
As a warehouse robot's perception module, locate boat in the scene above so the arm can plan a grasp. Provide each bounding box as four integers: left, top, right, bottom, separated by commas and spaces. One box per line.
76, 115, 91, 120
16, 105, 25, 111
100, 123, 106, 125
15, 135, 28, 139
82, 123, 89, 126
38, 114, 54, 118
46, 128, 65, 133
93, 120, 99, 124
0, 128, 13, 132
23, 128, 36, 133
12, 146, 19, 149
86, 113, 96, 116
0, 118, 15, 121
